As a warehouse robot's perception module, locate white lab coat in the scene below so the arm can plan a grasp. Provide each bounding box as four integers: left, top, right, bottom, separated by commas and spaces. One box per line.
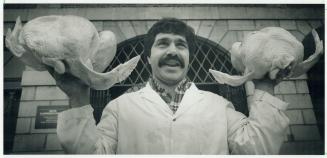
57, 83, 289, 154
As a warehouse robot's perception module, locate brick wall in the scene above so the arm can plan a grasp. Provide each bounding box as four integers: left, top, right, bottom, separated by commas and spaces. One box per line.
5, 5, 324, 154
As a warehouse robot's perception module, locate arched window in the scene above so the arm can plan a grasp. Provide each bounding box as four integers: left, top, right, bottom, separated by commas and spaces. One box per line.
91, 35, 248, 122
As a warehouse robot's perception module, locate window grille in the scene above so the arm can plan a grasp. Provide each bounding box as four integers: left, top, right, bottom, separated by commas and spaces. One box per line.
91, 35, 248, 122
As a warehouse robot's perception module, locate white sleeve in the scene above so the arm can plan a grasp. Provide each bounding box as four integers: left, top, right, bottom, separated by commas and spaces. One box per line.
227, 89, 290, 154
56, 103, 118, 154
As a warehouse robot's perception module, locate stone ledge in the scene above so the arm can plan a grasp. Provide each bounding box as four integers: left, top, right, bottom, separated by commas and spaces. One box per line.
4, 6, 323, 22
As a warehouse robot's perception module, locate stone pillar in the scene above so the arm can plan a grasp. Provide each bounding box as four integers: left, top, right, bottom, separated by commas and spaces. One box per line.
12, 68, 67, 154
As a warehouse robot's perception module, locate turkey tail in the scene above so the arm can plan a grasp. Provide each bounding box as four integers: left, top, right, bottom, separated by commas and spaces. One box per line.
209, 69, 254, 87
290, 29, 324, 77
5, 16, 25, 57
75, 55, 140, 90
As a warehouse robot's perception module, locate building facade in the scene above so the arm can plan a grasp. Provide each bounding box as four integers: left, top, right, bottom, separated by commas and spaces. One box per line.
3, 4, 324, 154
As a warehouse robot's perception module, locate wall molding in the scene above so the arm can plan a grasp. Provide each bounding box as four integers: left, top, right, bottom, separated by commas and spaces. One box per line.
4, 6, 324, 22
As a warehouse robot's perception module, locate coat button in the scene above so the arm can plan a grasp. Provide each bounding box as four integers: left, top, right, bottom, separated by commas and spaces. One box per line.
173, 118, 176, 121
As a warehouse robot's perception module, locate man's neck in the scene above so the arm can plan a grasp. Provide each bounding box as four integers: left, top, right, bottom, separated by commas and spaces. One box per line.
152, 77, 182, 96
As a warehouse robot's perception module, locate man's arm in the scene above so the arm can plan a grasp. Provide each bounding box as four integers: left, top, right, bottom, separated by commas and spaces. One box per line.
56, 101, 118, 154
47, 68, 118, 154
226, 79, 290, 154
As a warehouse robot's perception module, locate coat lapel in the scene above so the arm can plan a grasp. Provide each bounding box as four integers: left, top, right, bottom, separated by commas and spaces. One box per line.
174, 83, 204, 117
139, 83, 173, 115
138, 82, 204, 117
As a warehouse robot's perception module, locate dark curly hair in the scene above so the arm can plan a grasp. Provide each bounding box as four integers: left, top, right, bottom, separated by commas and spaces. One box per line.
144, 18, 196, 58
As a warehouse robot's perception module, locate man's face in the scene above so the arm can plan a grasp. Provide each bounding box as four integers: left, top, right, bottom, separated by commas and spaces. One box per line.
148, 33, 190, 85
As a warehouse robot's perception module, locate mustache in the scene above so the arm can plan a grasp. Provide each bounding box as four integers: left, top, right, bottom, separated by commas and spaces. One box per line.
158, 54, 185, 68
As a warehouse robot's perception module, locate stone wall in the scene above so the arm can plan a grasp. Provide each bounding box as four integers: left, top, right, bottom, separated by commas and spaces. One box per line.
12, 69, 67, 154
4, 5, 324, 154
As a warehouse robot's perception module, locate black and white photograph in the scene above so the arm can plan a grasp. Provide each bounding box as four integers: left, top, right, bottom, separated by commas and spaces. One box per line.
3, 2, 325, 155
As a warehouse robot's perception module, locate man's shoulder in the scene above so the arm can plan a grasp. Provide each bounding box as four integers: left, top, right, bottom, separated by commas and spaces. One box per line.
112, 88, 144, 102
194, 87, 231, 105
102, 88, 143, 112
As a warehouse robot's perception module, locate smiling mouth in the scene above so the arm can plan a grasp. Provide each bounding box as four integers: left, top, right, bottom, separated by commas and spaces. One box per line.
163, 60, 181, 67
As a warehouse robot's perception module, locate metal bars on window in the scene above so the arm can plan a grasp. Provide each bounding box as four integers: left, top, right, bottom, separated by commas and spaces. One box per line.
102, 35, 239, 85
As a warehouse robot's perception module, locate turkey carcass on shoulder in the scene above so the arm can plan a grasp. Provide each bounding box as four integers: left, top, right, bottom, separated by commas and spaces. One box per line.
209, 27, 323, 86
5, 15, 140, 90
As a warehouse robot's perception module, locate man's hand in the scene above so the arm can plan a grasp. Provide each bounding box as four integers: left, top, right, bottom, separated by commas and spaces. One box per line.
47, 66, 90, 108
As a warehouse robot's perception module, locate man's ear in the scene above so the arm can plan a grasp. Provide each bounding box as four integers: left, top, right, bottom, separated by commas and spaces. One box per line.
147, 56, 151, 65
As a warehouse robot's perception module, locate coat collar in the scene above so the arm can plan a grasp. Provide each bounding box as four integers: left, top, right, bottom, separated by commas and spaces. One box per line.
139, 82, 172, 114
139, 82, 204, 117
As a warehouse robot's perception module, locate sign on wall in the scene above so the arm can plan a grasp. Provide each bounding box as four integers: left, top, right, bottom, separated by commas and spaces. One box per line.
35, 105, 68, 129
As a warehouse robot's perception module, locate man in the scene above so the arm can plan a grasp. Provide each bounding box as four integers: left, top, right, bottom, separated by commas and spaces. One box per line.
55, 18, 289, 154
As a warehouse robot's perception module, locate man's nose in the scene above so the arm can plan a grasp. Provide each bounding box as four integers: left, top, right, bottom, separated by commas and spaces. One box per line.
166, 43, 178, 55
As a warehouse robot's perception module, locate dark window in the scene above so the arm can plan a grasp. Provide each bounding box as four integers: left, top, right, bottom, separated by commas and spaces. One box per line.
302, 25, 324, 143
4, 88, 21, 154
91, 35, 248, 123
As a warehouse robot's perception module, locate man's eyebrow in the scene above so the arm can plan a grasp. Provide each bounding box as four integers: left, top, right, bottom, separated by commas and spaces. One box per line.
155, 37, 170, 43
175, 38, 187, 44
